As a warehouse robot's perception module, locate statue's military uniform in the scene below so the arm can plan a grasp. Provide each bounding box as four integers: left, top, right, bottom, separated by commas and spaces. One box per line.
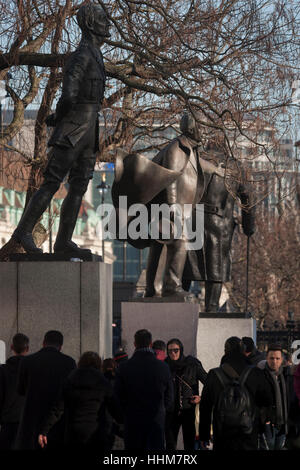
45, 39, 106, 195
49, 39, 106, 151
13, 39, 106, 252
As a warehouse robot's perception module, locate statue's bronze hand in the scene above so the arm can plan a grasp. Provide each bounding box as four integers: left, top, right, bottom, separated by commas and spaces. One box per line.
215, 164, 225, 178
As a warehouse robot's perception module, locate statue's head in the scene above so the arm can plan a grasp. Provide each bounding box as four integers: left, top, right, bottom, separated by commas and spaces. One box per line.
180, 111, 201, 142
77, 3, 110, 43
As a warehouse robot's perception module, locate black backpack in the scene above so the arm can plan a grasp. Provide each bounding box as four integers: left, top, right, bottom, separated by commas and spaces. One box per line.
214, 364, 254, 436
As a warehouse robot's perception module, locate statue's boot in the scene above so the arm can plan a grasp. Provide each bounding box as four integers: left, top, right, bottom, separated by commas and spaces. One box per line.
11, 188, 53, 254
145, 242, 163, 297
205, 281, 222, 312
162, 239, 189, 297
54, 190, 91, 256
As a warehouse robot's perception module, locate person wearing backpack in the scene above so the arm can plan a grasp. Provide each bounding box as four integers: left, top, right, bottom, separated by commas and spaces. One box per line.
199, 336, 273, 450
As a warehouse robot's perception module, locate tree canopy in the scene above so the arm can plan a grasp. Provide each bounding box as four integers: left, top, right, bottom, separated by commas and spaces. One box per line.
0, 0, 299, 163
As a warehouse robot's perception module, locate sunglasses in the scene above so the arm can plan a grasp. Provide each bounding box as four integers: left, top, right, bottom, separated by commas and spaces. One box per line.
168, 348, 180, 354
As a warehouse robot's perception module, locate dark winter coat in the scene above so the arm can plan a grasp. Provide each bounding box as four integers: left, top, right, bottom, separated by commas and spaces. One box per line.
0, 356, 25, 424
15, 347, 76, 450
199, 352, 273, 450
165, 340, 207, 412
114, 349, 174, 451
257, 361, 292, 435
40, 367, 122, 450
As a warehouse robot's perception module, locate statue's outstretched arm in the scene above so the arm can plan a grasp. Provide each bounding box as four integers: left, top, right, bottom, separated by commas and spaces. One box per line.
198, 156, 225, 178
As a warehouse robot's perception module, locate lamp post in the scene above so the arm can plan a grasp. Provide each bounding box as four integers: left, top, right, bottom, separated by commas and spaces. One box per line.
286, 310, 295, 352
123, 241, 127, 280
48, 202, 53, 253
96, 173, 110, 262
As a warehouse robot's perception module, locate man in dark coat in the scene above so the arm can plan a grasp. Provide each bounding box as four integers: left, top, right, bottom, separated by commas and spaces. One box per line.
12, 3, 110, 256
38, 351, 122, 451
0, 333, 29, 449
15, 330, 76, 450
199, 336, 273, 450
164, 338, 207, 451
257, 344, 291, 450
114, 329, 174, 451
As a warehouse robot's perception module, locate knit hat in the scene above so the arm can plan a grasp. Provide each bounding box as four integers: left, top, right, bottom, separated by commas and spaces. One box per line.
114, 348, 128, 365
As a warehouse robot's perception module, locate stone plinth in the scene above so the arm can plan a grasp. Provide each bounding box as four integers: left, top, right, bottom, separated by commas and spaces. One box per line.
121, 303, 256, 375
121, 301, 199, 358
197, 313, 256, 373
0, 261, 112, 362
8, 252, 103, 262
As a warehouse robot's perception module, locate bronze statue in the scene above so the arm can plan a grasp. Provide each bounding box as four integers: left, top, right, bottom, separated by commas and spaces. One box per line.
12, 3, 110, 255
111, 112, 224, 297
182, 146, 255, 312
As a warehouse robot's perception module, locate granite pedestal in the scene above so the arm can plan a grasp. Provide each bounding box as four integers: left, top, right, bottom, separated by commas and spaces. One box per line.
121, 302, 256, 371
197, 313, 256, 373
0, 260, 112, 363
121, 301, 200, 358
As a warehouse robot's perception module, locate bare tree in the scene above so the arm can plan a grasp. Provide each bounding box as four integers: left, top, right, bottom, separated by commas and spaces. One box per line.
230, 189, 300, 327
0, 0, 299, 259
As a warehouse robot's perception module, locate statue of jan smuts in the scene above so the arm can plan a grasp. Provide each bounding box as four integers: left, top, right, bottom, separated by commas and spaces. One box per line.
12, 4, 110, 255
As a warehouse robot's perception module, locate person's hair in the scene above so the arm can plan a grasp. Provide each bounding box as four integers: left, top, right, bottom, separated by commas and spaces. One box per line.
267, 344, 283, 356
43, 330, 63, 349
102, 358, 116, 373
152, 340, 166, 351
224, 336, 243, 355
78, 351, 102, 370
241, 336, 255, 354
12, 333, 29, 354
134, 329, 152, 349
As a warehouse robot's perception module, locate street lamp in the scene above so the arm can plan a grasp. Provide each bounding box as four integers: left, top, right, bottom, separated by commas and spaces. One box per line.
286, 310, 295, 352
96, 173, 110, 262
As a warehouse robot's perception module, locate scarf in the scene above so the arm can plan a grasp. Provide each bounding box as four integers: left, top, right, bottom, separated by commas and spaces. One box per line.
134, 347, 155, 354
266, 364, 288, 433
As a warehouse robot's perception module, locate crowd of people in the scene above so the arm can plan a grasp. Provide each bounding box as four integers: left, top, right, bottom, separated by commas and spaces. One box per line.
0, 329, 300, 452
